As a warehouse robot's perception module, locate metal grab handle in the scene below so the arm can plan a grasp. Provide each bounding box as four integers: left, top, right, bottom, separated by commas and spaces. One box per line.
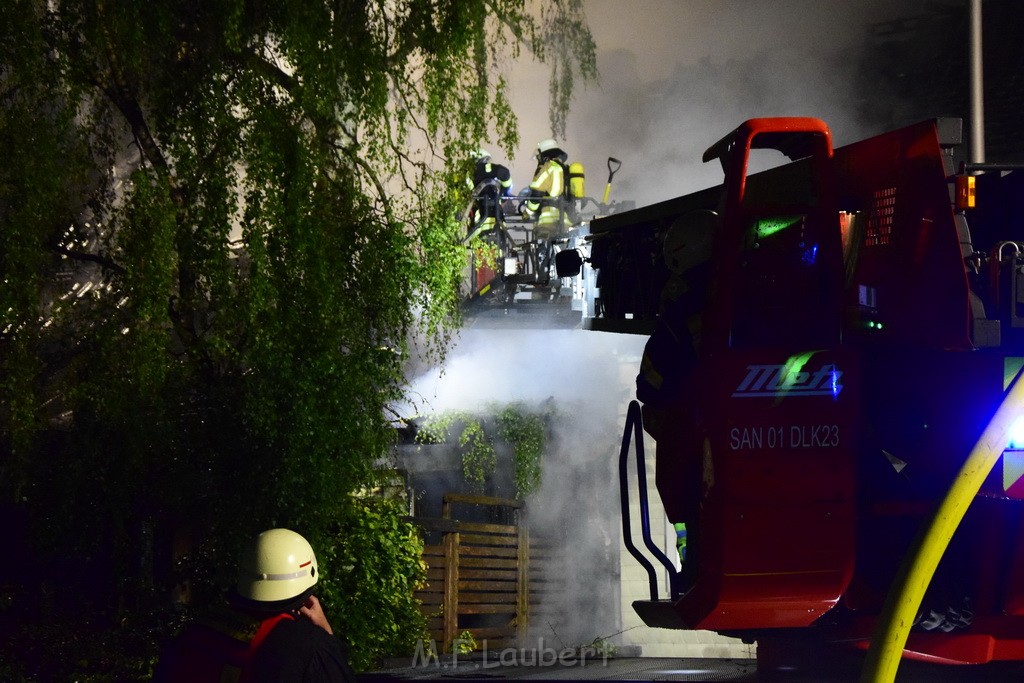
619, 400, 681, 601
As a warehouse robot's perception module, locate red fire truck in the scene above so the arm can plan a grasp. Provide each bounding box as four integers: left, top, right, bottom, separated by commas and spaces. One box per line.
570, 116, 1024, 671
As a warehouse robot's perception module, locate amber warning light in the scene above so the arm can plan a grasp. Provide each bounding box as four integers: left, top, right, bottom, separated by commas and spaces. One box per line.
956, 175, 976, 210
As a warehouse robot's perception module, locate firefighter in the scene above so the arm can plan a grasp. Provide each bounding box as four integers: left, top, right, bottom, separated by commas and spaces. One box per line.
467, 149, 513, 242
637, 307, 702, 592
155, 528, 355, 683
522, 138, 571, 238
635, 211, 716, 592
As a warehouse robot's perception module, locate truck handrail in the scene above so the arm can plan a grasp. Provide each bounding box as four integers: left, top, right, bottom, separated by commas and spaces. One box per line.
619, 400, 681, 601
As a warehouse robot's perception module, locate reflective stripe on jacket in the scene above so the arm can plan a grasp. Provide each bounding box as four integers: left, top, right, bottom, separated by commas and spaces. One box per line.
525, 160, 569, 234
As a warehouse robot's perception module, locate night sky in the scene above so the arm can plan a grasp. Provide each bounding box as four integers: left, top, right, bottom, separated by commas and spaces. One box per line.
503, 0, 933, 207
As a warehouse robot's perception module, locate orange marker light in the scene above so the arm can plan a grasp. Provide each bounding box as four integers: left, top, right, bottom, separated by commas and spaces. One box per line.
956, 175, 976, 209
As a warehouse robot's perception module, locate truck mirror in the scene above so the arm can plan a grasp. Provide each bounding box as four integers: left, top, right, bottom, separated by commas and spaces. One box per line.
555, 249, 584, 277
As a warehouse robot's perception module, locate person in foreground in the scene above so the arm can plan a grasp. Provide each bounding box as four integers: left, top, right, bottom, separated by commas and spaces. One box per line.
155, 528, 355, 683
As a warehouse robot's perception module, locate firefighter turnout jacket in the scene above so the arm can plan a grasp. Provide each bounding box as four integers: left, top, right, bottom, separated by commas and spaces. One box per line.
155, 605, 354, 683
473, 159, 512, 218
468, 159, 513, 242
524, 158, 570, 237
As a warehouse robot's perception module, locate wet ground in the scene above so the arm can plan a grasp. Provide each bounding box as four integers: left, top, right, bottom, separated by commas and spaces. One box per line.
358, 655, 1024, 681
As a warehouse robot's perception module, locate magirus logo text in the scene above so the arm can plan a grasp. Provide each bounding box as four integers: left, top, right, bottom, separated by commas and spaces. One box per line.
732, 363, 843, 398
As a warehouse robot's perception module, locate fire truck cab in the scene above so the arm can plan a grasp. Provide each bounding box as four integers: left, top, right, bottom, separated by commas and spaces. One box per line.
583, 116, 1024, 665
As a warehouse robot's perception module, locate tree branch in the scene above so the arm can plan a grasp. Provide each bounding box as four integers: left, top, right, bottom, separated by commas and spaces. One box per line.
337, 145, 396, 228
94, 1, 182, 207
238, 50, 296, 93
50, 243, 125, 275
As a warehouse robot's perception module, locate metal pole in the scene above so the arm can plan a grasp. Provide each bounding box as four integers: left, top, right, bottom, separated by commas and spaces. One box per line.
970, 0, 985, 164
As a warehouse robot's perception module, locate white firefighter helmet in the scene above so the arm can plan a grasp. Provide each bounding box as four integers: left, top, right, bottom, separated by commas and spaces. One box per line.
475, 148, 491, 161
236, 528, 318, 606
537, 138, 559, 155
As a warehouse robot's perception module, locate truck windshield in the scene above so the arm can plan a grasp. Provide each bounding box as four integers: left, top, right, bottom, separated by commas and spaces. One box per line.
731, 212, 839, 349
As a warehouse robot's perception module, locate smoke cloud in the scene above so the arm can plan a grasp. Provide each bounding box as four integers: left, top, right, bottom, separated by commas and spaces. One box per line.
400, 0, 927, 650
503, 0, 914, 206
399, 328, 647, 645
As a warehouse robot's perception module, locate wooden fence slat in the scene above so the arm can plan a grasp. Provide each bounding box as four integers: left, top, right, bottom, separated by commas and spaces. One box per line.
417, 501, 560, 653
459, 556, 518, 570
459, 591, 516, 603
458, 580, 517, 592
458, 545, 518, 558
459, 568, 517, 581
457, 603, 517, 615
452, 521, 517, 535
459, 533, 518, 548
443, 531, 459, 651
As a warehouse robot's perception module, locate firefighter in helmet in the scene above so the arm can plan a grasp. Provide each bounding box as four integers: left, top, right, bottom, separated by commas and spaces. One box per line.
635, 211, 717, 591
522, 138, 571, 238
467, 148, 513, 242
155, 528, 355, 683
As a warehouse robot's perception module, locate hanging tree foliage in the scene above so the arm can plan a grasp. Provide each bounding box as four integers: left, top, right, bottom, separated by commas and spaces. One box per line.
415, 401, 554, 498
0, 0, 595, 676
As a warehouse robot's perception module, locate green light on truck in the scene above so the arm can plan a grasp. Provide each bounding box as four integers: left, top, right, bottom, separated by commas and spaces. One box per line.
754, 216, 802, 239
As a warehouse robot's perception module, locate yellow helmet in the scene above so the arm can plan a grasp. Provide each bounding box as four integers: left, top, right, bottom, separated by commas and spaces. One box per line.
236, 528, 318, 607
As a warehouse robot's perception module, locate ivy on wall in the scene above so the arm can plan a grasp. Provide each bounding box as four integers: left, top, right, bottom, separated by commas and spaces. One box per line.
414, 401, 555, 498
496, 405, 547, 498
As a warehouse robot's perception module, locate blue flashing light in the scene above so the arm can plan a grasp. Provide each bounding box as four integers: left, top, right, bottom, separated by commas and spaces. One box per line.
801, 243, 819, 266
1009, 416, 1024, 450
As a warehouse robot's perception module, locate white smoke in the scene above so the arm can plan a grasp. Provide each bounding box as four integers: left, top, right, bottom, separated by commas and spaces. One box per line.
400, 0, 922, 649
400, 328, 647, 645
405, 329, 642, 411
501, 0, 912, 207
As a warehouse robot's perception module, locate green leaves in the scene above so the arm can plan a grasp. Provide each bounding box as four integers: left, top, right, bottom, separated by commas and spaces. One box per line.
497, 403, 550, 498
1, 0, 594, 678
318, 496, 428, 671
417, 402, 554, 498
458, 419, 497, 490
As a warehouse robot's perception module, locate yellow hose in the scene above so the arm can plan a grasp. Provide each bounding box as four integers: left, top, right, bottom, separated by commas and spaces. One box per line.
860, 367, 1024, 682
